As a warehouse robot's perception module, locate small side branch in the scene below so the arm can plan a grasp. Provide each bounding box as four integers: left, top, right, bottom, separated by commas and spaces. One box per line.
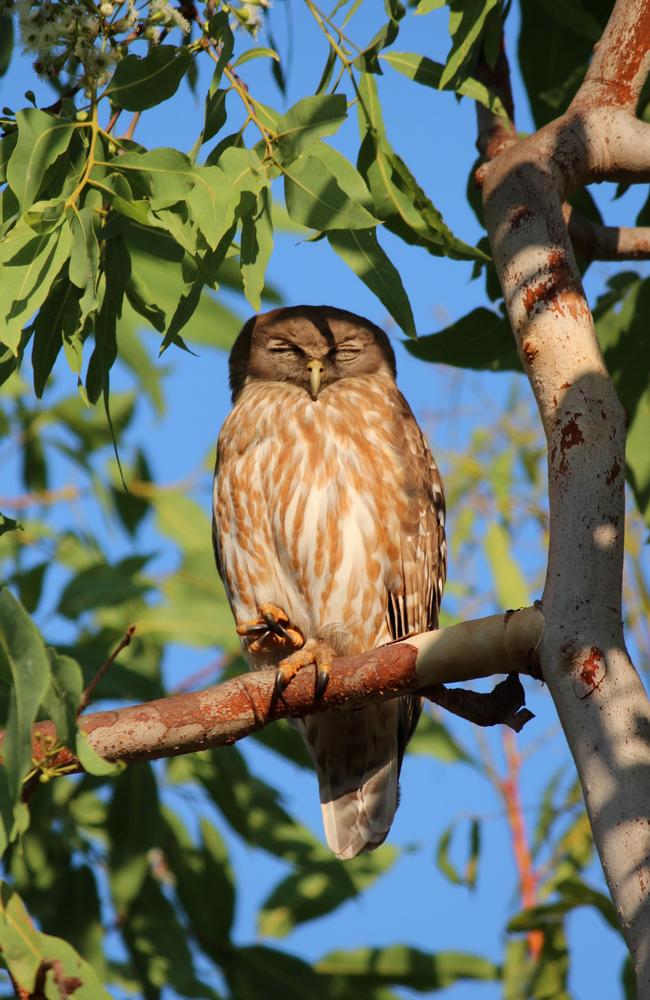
565, 207, 650, 261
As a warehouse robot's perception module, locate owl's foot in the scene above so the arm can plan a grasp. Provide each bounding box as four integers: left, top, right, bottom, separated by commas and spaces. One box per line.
276, 639, 334, 700
237, 603, 304, 656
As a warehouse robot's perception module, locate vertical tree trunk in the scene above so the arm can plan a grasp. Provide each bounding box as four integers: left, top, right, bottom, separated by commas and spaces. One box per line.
478, 0, 650, 989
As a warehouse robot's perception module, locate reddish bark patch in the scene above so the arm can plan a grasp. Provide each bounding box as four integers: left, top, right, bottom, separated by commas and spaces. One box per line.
560, 382, 572, 391
556, 413, 584, 474
606, 459, 622, 485
576, 646, 606, 698
522, 340, 539, 364
521, 249, 590, 324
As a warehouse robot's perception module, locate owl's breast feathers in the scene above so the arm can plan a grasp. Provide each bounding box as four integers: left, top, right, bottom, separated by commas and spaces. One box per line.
213, 371, 445, 661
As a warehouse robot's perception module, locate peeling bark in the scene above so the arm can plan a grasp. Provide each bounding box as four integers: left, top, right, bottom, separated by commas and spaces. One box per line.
478, 0, 650, 990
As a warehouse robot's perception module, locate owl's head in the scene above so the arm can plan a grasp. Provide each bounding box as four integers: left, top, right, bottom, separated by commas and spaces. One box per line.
228, 305, 397, 402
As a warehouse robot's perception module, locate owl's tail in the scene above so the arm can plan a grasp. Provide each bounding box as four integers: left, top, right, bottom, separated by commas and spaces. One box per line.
301, 700, 401, 860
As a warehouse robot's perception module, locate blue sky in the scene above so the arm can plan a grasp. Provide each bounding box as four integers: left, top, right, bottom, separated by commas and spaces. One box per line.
2, 2, 648, 997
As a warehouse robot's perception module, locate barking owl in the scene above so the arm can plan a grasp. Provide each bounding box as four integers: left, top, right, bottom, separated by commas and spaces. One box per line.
212, 305, 446, 859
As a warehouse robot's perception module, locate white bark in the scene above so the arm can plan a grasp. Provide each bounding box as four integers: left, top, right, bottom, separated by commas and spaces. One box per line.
479, 0, 650, 989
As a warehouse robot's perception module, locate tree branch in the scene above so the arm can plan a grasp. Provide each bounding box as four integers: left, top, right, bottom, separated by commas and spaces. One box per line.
478, 0, 650, 989
9, 608, 543, 774
565, 206, 650, 261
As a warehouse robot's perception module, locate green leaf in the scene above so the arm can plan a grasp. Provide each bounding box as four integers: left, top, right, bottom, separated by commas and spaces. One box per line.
75, 730, 125, 777
594, 275, 650, 527
0, 12, 13, 77
108, 763, 161, 910
162, 809, 235, 951
508, 876, 618, 933
106, 147, 196, 209
68, 201, 100, 322
327, 228, 416, 338
120, 872, 213, 998
240, 187, 274, 310
0, 887, 112, 1000
258, 846, 397, 938
203, 88, 229, 145
167, 746, 328, 864
381, 51, 509, 117
284, 150, 379, 231
105, 45, 191, 111
41, 649, 83, 748
31, 277, 82, 397
405, 307, 520, 371
57, 556, 151, 618
274, 94, 348, 165
0, 589, 50, 811
357, 74, 486, 262
223, 944, 338, 1000
317, 945, 500, 991
251, 718, 314, 770
0, 513, 22, 538
435, 818, 481, 889
518, 0, 610, 127
484, 521, 529, 608
439, 0, 498, 91
6, 108, 76, 210
232, 46, 280, 68
0, 221, 74, 354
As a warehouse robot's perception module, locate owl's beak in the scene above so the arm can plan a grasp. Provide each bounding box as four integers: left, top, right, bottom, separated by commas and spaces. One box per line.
307, 359, 324, 400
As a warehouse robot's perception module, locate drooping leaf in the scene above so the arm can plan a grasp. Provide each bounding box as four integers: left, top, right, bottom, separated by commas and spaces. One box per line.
161, 809, 236, 952
108, 762, 162, 911
435, 818, 481, 889
0, 590, 50, 829
0, 220, 73, 354
327, 227, 416, 337
405, 308, 520, 371
284, 150, 379, 231
357, 74, 487, 262
439, 0, 498, 91
6, 108, 76, 210
381, 51, 509, 117
41, 649, 83, 748
31, 276, 81, 397
240, 187, 274, 310
274, 94, 348, 165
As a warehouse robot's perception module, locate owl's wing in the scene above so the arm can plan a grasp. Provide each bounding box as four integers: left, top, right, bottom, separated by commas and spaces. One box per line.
386, 393, 446, 760
306, 394, 446, 859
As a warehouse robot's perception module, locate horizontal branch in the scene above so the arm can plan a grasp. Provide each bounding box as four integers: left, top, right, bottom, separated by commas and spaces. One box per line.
565, 207, 650, 261
14, 608, 543, 775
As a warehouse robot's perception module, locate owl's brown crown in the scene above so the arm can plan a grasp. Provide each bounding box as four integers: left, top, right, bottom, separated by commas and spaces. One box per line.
228, 305, 397, 402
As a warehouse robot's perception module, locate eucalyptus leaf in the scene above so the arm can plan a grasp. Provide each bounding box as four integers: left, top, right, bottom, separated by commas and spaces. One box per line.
105, 45, 191, 111
327, 228, 416, 338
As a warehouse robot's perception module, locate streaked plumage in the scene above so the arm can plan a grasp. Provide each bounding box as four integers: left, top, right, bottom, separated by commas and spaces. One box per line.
212, 305, 446, 859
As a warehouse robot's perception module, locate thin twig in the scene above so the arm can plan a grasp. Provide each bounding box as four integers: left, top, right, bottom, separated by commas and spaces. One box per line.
78, 626, 136, 714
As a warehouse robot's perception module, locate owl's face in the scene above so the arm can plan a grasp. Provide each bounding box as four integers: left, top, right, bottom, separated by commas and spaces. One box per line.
228, 305, 397, 402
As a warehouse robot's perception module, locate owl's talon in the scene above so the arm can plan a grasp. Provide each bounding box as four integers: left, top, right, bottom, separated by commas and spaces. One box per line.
315, 668, 330, 700
237, 604, 304, 655
275, 639, 334, 699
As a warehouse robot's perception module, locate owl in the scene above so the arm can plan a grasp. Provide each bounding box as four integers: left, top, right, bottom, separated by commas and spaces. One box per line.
212, 305, 446, 859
